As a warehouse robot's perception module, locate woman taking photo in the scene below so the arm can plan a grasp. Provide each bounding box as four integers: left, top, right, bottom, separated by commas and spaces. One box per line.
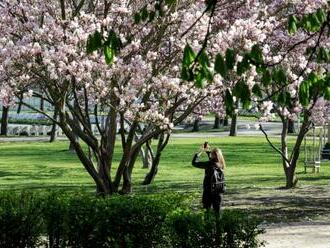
192, 143, 226, 214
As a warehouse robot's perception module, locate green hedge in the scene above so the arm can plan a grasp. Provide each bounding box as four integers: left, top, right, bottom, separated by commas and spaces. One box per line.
0, 192, 264, 248
4, 118, 52, 126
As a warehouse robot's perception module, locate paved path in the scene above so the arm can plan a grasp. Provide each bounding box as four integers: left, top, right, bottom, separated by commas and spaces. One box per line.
261, 222, 330, 248
0, 120, 284, 142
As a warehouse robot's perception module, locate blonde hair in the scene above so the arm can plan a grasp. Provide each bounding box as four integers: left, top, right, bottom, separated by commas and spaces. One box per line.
211, 148, 226, 170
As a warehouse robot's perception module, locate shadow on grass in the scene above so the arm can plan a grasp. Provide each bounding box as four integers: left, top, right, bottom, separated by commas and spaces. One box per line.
0, 183, 95, 192
136, 181, 201, 194
0, 171, 17, 178
225, 188, 330, 223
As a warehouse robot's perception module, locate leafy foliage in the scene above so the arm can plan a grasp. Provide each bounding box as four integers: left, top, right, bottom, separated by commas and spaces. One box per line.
0, 192, 264, 248
288, 8, 327, 34
86, 31, 103, 54
167, 209, 264, 248
215, 53, 227, 78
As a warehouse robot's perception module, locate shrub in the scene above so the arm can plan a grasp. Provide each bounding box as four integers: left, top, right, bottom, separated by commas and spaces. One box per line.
166, 209, 264, 248
41, 192, 69, 247
0, 192, 43, 248
41, 192, 188, 248
0, 192, 264, 248
220, 210, 264, 248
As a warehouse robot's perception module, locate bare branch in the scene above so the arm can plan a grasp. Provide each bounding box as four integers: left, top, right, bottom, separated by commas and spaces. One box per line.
259, 124, 291, 165
18, 101, 59, 124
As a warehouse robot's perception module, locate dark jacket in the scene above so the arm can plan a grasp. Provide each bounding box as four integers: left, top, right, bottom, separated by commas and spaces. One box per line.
192, 153, 219, 192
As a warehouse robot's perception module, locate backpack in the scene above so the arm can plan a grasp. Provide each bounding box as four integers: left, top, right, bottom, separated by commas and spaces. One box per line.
211, 167, 226, 194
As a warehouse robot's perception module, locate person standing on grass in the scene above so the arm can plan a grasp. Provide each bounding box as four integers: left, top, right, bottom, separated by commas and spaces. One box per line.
192, 143, 226, 214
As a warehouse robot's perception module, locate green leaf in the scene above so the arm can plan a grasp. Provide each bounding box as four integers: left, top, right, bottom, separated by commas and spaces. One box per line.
181, 67, 193, 81
273, 69, 287, 84
325, 87, 330, 100
86, 31, 102, 54
261, 70, 271, 86
155, 3, 161, 11
316, 8, 326, 23
299, 80, 311, 106
106, 30, 122, 53
288, 15, 298, 34
148, 11, 156, 22
141, 8, 149, 21
165, 0, 177, 6
134, 13, 141, 24
200, 66, 213, 81
194, 66, 212, 88
237, 55, 250, 76
104, 46, 114, 64
199, 51, 210, 67
305, 46, 314, 55
214, 53, 227, 78
250, 45, 263, 63
194, 71, 205, 88
277, 91, 287, 105
233, 80, 251, 109
205, 0, 217, 11
286, 92, 293, 108
252, 84, 262, 98
224, 90, 234, 116
302, 15, 312, 31
307, 72, 319, 84
310, 13, 321, 30
182, 44, 195, 67
225, 49, 236, 70
317, 47, 330, 63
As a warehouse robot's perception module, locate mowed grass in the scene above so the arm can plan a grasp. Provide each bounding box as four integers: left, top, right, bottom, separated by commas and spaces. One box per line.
0, 136, 329, 193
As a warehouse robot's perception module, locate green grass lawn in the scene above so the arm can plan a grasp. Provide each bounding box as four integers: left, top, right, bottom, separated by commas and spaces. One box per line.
0, 136, 329, 191
1, 136, 329, 222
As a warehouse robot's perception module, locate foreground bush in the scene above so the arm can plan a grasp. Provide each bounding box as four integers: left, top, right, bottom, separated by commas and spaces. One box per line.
0, 192, 264, 247
0, 192, 43, 247
166, 209, 264, 248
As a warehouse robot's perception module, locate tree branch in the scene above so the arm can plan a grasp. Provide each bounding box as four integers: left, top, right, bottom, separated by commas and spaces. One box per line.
18, 101, 59, 124
259, 124, 291, 165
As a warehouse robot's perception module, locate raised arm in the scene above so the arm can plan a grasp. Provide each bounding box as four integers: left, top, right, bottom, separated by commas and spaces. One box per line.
192, 153, 209, 169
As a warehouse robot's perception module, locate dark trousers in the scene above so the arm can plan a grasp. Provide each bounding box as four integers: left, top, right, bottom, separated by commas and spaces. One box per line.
202, 190, 222, 213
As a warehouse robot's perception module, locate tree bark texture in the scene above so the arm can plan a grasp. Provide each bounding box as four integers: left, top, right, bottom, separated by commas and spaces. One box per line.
213, 115, 221, 129
1, 106, 9, 136
229, 114, 237, 136
192, 118, 200, 132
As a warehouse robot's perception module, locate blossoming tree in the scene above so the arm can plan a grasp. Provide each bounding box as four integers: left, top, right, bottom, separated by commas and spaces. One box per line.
0, 0, 228, 194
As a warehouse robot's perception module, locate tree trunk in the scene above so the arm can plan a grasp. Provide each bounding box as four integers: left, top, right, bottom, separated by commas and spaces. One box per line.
40, 97, 44, 111
113, 121, 139, 190
229, 114, 237, 136
142, 152, 161, 185
96, 151, 113, 195
120, 146, 141, 194
213, 115, 221, 129
141, 142, 152, 169
69, 138, 78, 152
58, 114, 110, 195
192, 118, 200, 132
287, 111, 311, 188
223, 117, 229, 126
68, 104, 80, 152
280, 118, 292, 188
1, 106, 9, 136
287, 119, 295, 134
142, 133, 169, 185
49, 110, 58, 142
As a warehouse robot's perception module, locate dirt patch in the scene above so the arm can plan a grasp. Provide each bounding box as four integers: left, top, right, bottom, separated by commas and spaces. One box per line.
222, 185, 330, 247
223, 185, 330, 223
260, 222, 330, 248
